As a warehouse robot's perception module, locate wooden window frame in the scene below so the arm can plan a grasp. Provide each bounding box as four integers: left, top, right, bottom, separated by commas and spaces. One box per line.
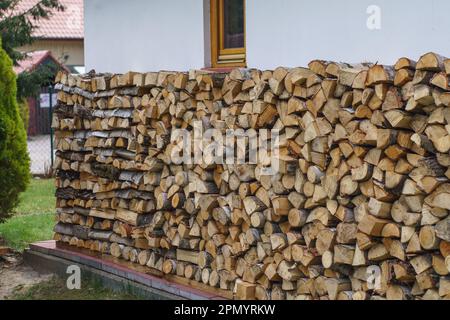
210, 0, 246, 68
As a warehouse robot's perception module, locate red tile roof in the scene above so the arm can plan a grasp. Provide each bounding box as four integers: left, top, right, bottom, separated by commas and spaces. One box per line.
12, 0, 84, 40
13, 50, 69, 74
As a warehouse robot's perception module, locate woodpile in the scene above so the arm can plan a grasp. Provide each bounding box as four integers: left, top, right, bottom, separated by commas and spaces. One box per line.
53, 52, 450, 300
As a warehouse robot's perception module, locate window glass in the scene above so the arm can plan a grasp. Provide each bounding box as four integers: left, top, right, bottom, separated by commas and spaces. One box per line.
223, 0, 245, 49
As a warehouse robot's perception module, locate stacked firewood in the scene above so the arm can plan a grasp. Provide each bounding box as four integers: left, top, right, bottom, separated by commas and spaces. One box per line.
52, 52, 450, 300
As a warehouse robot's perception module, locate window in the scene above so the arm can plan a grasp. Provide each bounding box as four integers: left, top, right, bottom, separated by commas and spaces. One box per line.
210, 0, 246, 68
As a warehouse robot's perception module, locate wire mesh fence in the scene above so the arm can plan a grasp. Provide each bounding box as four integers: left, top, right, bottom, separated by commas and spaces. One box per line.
26, 86, 55, 177
27, 134, 54, 176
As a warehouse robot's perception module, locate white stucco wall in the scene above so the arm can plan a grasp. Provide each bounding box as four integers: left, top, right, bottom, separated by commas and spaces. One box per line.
246, 0, 450, 69
85, 0, 450, 72
84, 0, 205, 73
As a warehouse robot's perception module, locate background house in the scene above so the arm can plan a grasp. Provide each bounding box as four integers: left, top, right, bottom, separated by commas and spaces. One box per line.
84, 0, 450, 73
14, 50, 69, 136
17, 0, 84, 73
14, 50, 69, 175
7, 0, 84, 175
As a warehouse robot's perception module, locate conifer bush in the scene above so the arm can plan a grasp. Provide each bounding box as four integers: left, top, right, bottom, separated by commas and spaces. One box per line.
0, 38, 30, 222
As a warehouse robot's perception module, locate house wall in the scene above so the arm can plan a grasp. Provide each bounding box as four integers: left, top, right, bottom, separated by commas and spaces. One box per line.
83, 0, 450, 71
19, 39, 84, 67
246, 0, 450, 69
84, 0, 205, 73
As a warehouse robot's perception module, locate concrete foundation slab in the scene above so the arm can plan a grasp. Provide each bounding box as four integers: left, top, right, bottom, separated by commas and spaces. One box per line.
24, 241, 230, 300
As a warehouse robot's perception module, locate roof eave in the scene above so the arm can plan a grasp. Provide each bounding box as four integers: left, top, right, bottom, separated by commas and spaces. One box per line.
33, 36, 84, 41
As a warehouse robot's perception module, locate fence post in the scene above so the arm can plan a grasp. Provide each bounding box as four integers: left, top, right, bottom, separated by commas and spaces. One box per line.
48, 85, 54, 168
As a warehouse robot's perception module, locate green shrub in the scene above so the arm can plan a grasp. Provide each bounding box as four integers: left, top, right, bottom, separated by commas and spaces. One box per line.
0, 38, 30, 222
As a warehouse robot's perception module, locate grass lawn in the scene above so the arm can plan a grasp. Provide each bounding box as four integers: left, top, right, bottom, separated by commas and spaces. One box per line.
10, 277, 142, 300
0, 179, 143, 300
0, 179, 55, 251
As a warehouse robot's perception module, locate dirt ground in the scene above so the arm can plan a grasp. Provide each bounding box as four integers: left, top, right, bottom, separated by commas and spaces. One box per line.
0, 251, 52, 300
